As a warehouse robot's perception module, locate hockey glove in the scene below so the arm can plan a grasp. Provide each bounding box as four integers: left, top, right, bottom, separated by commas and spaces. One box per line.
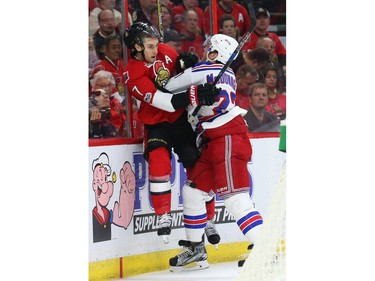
187, 83, 220, 107
175, 52, 199, 74
170, 83, 221, 110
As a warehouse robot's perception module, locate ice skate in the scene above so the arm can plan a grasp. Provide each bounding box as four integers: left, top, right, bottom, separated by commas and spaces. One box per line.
238, 244, 254, 267
157, 212, 172, 244
169, 239, 209, 272
204, 219, 221, 245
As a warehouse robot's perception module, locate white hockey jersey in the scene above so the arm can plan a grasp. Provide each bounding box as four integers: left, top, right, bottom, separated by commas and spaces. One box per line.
164, 61, 247, 133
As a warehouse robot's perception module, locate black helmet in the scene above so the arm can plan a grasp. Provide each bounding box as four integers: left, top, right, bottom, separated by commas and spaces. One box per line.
123, 22, 160, 57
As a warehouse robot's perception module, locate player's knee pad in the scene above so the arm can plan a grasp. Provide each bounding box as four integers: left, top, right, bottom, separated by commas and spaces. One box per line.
182, 184, 208, 242
148, 147, 171, 179
182, 184, 207, 211
224, 192, 263, 244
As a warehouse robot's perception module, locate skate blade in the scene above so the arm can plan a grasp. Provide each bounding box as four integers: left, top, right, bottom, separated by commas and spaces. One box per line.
169, 260, 209, 272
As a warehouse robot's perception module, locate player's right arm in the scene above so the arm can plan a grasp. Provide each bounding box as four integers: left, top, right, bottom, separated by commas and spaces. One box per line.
124, 63, 219, 112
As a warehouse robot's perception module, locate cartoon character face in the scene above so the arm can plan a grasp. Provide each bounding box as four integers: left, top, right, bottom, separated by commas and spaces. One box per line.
93, 164, 114, 207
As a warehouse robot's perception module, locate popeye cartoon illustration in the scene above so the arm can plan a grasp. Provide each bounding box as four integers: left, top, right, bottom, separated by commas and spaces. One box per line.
91, 152, 136, 242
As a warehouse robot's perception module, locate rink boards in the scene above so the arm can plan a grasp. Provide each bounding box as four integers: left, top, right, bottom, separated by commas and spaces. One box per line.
88, 133, 285, 280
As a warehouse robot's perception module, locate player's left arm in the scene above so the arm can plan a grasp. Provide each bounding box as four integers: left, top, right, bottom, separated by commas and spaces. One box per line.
164, 67, 197, 93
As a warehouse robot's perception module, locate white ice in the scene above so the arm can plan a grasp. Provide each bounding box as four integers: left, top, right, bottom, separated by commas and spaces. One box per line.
116, 261, 242, 281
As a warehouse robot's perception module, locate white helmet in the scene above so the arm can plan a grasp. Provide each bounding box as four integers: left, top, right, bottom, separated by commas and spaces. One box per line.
207, 34, 239, 64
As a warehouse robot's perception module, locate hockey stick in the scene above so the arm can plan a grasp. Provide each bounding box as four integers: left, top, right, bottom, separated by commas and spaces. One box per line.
156, 0, 164, 41
192, 0, 256, 116
212, 0, 256, 86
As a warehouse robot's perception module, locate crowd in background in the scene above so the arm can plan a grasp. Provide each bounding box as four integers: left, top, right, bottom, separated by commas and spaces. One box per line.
88, 0, 286, 139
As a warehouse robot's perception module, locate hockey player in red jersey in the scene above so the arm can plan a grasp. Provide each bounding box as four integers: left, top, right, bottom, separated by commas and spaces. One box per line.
165, 34, 264, 270
122, 22, 220, 243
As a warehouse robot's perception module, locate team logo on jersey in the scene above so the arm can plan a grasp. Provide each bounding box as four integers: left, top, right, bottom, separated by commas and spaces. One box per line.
153, 60, 170, 87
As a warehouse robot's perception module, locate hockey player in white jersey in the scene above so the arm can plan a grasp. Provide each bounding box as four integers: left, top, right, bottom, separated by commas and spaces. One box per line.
163, 34, 264, 271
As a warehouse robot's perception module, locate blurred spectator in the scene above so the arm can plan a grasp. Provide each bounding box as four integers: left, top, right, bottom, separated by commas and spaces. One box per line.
256, 35, 286, 90
93, 9, 121, 59
89, 89, 116, 138
243, 7, 286, 68
89, 70, 126, 138
92, 34, 126, 100
150, 4, 175, 34
217, 14, 243, 72
204, 0, 251, 37
261, 65, 286, 120
129, 0, 157, 25
89, 0, 98, 13
243, 48, 270, 75
256, 35, 278, 63
161, 0, 175, 10
235, 64, 258, 109
164, 29, 186, 54
219, 14, 239, 41
243, 83, 279, 132
89, 36, 101, 78
89, 0, 122, 36
179, 9, 205, 60
172, 0, 206, 36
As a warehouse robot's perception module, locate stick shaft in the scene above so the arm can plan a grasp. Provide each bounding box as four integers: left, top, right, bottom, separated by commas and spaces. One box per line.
192, 0, 256, 116
156, 0, 164, 41
212, 0, 256, 86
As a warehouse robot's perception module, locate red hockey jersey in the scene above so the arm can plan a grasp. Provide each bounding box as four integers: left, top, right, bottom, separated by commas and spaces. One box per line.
123, 43, 184, 125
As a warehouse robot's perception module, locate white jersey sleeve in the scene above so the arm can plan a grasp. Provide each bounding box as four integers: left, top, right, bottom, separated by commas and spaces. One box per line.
166, 61, 247, 132
164, 67, 199, 92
